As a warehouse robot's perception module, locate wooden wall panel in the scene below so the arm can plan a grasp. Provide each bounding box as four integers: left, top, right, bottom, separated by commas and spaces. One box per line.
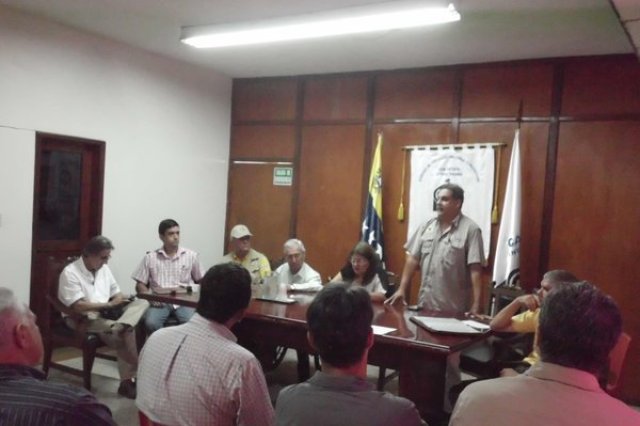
461, 63, 553, 117
374, 124, 453, 303
231, 125, 296, 160
550, 121, 640, 398
303, 75, 368, 121
226, 163, 293, 262
228, 55, 640, 402
296, 125, 366, 280
375, 70, 456, 119
458, 123, 549, 294
562, 56, 640, 116
233, 78, 297, 121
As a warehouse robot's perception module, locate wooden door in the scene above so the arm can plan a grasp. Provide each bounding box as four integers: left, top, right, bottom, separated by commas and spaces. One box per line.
30, 133, 105, 329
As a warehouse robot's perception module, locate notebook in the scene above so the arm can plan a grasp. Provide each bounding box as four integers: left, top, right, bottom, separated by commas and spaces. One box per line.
410, 316, 489, 334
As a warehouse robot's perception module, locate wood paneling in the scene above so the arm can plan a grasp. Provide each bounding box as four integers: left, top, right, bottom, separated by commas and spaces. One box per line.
562, 56, 640, 116
233, 78, 297, 122
231, 125, 296, 160
461, 63, 553, 118
459, 123, 549, 293
296, 125, 366, 280
374, 124, 453, 303
228, 55, 640, 402
303, 75, 368, 121
375, 70, 456, 119
226, 163, 293, 262
550, 121, 640, 398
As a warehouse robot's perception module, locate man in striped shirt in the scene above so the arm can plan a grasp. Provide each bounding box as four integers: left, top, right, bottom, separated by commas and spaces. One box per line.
0, 287, 115, 425
133, 219, 205, 333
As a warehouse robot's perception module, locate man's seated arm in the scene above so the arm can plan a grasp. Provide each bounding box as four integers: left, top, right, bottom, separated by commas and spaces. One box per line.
135, 280, 150, 295
70, 293, 126, 315
489, 294, 540, 332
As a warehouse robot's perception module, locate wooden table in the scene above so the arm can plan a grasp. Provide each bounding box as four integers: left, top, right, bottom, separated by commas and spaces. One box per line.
138, 291, 489, 424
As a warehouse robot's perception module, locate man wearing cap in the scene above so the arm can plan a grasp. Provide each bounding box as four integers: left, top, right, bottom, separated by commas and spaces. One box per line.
222, 224, 271, 284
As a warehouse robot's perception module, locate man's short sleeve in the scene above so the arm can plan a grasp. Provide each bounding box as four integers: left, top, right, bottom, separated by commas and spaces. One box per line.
510, 308, 539, 333
404, 223, 426, 260
191, 253, 205, 282
131, 255, 150, 284
466, 226, 486, 266
58, 268, 85, 307
258, 255, 272, 279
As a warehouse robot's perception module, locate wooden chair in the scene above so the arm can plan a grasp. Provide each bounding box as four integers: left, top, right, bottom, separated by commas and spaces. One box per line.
605, 332, 631, 396
41, 255, 115, 390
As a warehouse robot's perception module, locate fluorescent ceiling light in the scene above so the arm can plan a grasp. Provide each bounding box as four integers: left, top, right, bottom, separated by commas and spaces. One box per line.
181, 1, 460, 48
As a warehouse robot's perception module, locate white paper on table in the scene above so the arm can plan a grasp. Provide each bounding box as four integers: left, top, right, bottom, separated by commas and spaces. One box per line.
372, 325, 396, 335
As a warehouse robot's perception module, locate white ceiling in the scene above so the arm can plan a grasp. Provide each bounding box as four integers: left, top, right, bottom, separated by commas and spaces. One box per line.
0, 0, 634, 78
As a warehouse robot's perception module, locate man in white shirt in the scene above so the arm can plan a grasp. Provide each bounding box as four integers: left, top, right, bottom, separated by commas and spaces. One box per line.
136, 263, 274, 426
450, 281, 640, 426
275, 239, 322, 292
58, 236, 149, 399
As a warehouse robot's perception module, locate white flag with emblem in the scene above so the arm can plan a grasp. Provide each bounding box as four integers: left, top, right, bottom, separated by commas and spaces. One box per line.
493, 130, 521, 288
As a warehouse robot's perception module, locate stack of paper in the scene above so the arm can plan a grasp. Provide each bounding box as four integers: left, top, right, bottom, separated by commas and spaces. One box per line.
411, 316, 489, 334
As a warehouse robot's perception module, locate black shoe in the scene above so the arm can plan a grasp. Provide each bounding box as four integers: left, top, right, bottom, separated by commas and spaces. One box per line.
117, 378, 136, 399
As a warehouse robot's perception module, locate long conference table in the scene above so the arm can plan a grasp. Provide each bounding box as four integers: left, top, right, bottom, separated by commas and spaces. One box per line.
139, 290, 489, 424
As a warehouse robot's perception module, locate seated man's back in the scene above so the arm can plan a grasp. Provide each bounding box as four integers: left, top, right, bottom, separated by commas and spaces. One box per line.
0, 287, 115, 426
277, 371, 421, 426
451, 281, 640, 426
275, 284, 423, 426
0, 365, 115, 426
136, 263, 274, 426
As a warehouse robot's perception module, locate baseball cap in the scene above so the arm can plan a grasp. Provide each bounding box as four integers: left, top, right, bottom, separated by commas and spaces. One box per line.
230, 224, 253, 240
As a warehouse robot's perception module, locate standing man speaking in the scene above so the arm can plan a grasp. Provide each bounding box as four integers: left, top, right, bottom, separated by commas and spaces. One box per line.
386, 183, 485, 315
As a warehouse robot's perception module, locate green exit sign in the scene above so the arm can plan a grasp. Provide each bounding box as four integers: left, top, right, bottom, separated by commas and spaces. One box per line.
273, 167, 293, 186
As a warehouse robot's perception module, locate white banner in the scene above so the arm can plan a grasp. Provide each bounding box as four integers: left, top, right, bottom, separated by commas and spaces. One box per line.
408, 145, 495, 258
492, 131, 521, 288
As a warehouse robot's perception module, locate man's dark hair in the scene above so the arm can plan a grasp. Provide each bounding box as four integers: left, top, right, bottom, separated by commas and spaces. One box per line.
82, 236, 114, 256
542, 269, 578, 286
539, 281, 621, 375
340, 242, 380, 285
435, 182, 464, 204
196, 263, 251, 324
306, 284, 373, 368
158, 219, 179, 235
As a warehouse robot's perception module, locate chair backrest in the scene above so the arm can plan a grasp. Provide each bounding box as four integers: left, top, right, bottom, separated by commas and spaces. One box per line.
606, 332, 631, 395
41, 256, 79, 335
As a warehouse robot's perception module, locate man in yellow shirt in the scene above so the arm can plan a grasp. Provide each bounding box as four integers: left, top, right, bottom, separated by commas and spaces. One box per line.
489, 269, 578, 375
222, 224, 271, 284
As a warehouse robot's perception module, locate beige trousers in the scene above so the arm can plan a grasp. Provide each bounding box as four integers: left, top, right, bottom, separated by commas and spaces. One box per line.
66, 298, 149, 381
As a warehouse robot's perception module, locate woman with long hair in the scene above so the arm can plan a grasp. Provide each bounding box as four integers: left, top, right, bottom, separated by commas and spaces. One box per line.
330, 242, 386, 302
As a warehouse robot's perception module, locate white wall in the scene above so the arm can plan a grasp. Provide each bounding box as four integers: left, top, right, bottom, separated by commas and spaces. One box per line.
0, 6, 232, 299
